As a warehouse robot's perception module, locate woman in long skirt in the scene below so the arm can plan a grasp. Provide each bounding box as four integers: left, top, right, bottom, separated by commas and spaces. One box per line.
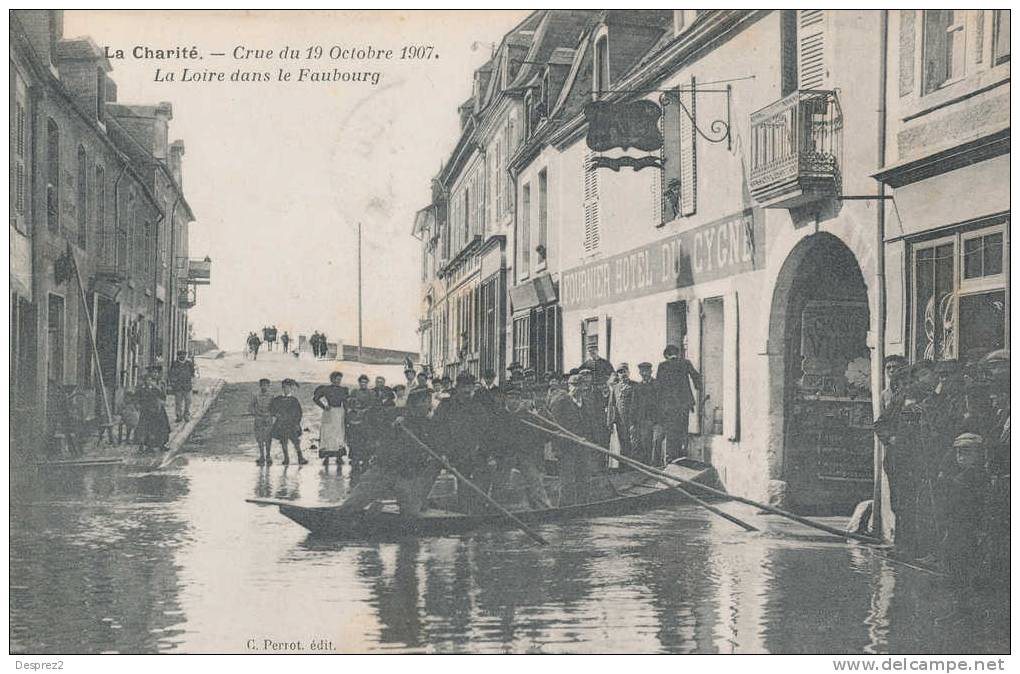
136, 374, 171, 452
313, 371, 349, 466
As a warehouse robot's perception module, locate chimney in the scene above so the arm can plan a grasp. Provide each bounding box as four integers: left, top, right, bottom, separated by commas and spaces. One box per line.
13, 10, 63, 69
54, 37, 112, 123
169, 140, 185, 189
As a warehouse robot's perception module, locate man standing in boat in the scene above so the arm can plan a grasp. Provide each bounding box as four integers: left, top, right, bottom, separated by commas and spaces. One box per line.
432, 371, 488, 512
632, 362, 661, 466
347, 374, 379, 470
332, 393, 442, 517
549, 374, 600, 506
656, 343, 702, 463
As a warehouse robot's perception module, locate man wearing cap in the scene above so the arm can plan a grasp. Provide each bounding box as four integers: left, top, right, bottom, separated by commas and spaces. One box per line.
606, 363, 636, 461
582, 345, 615, 387
168, 350, 196, 423
656, 343, 702, 462
549, 373, 600, 505
407, 371, 433, 409
432, 371, 488, 512
632, 362, 660, 465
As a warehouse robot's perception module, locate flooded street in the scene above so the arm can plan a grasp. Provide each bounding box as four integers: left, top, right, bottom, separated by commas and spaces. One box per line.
10, 382, 1009, 654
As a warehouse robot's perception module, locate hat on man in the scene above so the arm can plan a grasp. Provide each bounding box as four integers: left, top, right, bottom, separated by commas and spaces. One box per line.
176, 350, 187, 357
357, 374, 370, 383
616, 362, 630, 373
282, 378, 299, 387
664, 344, 681, 357
637, 361, 653, 371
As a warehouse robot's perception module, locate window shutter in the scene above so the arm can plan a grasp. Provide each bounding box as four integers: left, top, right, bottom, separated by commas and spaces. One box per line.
797, 10, 828, 89
723, 291, 739, 441
582, 150, 600, 252
899, 10, 916, 96
659, 88, 682, 223
679, 81, 697, 217
688, 299, 702, 435
605, 315, 612, 362
973, 11, 985, 65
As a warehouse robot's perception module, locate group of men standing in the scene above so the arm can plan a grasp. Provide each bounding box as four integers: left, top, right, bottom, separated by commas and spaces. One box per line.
331, 340, 702, 516
309, 331, 330, 359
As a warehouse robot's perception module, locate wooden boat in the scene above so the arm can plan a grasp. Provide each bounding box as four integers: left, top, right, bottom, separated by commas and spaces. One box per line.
247, 458, 725, 539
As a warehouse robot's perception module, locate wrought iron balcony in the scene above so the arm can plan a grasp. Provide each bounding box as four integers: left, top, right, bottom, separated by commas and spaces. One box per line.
749, 90, 842, 209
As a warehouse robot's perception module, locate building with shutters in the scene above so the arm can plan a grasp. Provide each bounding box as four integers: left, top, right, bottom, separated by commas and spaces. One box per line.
9, 10, 207, 456
873, 10, 1009, 539
535, 9, 891, 514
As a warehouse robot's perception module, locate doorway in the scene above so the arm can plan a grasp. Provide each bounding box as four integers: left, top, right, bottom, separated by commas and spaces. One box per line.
768, 234, 872, 514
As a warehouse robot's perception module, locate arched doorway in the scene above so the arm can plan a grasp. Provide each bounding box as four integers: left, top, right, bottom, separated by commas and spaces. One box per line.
767, 233, 873, 515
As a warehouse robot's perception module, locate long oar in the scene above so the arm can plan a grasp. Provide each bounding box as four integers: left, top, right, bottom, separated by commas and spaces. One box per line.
520, 418, 758, 532
525, 412, 882, 545
396, 419, 549, 546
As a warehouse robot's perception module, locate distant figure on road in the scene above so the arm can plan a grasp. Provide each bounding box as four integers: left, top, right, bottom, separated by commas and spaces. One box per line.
269, 378, 308, 465
251, 378, 274, 465
265, 325, 278, 352
319, 332, 329, 360
281, 331, 290, 353
247, 332, 262, 360
310, 331, 322, 359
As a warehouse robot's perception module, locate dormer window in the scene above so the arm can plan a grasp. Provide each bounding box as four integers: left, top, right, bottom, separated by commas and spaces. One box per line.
673, 10, 701, 35
593, 29, 610, 97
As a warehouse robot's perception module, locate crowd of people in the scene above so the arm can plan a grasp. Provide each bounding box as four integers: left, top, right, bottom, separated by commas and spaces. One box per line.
249, 342, 704, 516
244, 326, 293, 360
875, 349, 1009, 584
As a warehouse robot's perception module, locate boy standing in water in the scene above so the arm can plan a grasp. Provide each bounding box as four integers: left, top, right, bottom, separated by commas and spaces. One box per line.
251, 378, 275, 465
270, 378, 308, 465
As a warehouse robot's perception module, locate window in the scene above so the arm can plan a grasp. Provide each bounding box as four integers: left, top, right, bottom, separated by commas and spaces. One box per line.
463, 188, 470, 244
46, 119, 60, 232
701, 297, 725, 435
96, 68, 106, 121
96, 165, 107, 260
923, 10, 967, 93
582, 151, 600, 252
594, 34, 609, 97
530, 304, 561, 376
78, 300, 93, 388
513, 315, 531, 368
581, 316, 599, 354
911, 223, 1009, 363
993, 10, 1010, 64
48, 294, 65, 384
523, 91, 533, 138
520, 182, 531, 277
77, 146, 88, 248
962, 231, 1004, 280
540, 70, 550, 118
11, 90, 27, 222
537, 169, 548, 266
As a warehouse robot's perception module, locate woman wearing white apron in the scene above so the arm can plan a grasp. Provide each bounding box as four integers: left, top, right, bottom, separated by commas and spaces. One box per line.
313, 371, 349, 467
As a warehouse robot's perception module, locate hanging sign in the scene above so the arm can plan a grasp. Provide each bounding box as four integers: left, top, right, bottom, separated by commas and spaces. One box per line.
584, 100, 663, 152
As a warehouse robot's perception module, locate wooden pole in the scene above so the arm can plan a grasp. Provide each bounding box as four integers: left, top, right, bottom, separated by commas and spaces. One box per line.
525, 411, 882, 545
396, 419, 549, 546
520, 418, 758, 533
357, 221, 363, 363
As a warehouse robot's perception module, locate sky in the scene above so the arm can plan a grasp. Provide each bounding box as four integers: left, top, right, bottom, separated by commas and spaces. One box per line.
64, 10, 529, 352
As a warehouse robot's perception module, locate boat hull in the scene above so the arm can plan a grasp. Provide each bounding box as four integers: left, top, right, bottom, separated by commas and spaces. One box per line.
249, 459, 723, 540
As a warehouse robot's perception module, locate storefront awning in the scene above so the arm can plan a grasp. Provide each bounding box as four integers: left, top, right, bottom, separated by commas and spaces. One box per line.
510, 274, 558, 313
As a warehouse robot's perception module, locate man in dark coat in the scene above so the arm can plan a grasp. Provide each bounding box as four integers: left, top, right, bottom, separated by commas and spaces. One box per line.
432, 371, 488, 512
548, 374, 600, 506
631, 362, 660, 465
582, 345, 615, 387
168, 350, 195, 423
656, 343, 702, 462
606, 363, 635, 460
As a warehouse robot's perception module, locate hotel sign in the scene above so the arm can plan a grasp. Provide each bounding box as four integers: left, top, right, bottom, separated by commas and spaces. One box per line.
561, 209, 764, 311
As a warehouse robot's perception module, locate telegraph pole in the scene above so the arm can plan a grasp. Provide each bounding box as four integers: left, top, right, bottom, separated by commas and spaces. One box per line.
357, 221, 363, 362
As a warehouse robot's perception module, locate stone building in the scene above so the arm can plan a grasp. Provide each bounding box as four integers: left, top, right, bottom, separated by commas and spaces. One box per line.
9, 10, 207, 455
413, 9, 1009, 519
874, 9, 1010, 537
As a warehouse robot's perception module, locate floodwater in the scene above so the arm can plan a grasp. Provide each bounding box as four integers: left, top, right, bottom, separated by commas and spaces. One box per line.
9, 383, 1009, 654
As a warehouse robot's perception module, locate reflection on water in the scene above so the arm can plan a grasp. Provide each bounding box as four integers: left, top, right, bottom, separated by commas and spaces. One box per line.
10, 457, 1009, 654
